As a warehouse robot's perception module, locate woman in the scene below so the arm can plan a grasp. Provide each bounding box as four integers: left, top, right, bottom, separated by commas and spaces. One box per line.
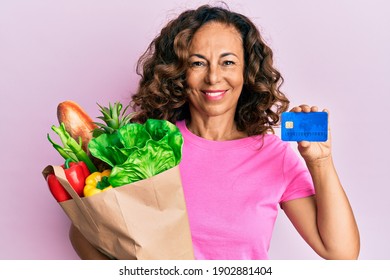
70, 4, 359, 260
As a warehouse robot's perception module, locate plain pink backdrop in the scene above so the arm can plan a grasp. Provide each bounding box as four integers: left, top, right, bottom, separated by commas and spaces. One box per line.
1, 0, 389, 259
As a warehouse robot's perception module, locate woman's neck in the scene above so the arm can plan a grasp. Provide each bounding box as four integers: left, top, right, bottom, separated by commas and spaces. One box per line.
186, 116, 247, 141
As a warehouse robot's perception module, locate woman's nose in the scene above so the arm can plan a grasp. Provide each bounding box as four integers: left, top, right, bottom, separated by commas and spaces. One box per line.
205, 64, 221, 85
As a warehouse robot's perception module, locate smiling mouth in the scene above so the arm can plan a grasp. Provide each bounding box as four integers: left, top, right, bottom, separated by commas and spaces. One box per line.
202, 90, 227, 99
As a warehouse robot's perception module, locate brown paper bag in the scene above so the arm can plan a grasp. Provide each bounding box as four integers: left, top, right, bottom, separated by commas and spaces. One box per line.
42, 165, 194, 260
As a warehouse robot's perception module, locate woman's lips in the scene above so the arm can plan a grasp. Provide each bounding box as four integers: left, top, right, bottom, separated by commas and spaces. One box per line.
202, 90, 227, 101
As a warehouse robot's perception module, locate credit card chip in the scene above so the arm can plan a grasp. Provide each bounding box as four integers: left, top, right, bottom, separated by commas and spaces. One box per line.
285, 121, 294, 129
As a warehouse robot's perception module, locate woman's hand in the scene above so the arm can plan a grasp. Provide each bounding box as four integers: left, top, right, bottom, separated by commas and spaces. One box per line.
289, 105, 331, 164
69, 224, 110, 260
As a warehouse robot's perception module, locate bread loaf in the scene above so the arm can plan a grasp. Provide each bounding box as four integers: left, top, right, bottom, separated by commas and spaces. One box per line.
57, 100, 97, 152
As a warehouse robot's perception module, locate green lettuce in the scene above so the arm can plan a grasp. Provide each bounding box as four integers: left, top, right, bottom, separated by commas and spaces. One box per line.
88, 119, 184, 187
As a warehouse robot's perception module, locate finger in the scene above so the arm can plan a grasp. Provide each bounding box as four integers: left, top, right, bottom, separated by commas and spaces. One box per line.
300, 104, 311, 112
289, 106, 302, 112
298, 140, 311, 148
311, 106, 318, 112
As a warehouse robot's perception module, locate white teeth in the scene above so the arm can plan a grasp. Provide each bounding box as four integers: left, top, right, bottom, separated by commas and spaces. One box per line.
205, 91, 224, 96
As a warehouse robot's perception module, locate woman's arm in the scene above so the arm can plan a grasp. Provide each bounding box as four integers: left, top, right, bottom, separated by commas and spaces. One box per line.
69, 224, 110, 260
281, 105, 360, 259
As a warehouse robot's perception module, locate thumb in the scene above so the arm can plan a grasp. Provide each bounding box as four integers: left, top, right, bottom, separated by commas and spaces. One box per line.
297, 140, 311, 154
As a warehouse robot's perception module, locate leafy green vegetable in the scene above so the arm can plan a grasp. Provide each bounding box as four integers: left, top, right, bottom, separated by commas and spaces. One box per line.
109, 139, 176, 187
117, 123, 150, 149
88, 133, 122, 167
88, 119, 184, 187
144, 118, 183, 164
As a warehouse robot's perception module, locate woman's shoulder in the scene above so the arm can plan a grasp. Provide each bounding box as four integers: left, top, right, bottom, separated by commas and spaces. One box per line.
175, 119, 186, 130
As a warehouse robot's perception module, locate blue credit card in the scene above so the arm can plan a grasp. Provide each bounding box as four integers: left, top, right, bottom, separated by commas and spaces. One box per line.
281, 112, 328, 142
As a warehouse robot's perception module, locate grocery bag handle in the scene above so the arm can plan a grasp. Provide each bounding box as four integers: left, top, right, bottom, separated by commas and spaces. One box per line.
42, 165, 99, 231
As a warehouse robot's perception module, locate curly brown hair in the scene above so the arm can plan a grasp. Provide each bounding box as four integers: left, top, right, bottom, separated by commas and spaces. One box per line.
131, 4, 289, 136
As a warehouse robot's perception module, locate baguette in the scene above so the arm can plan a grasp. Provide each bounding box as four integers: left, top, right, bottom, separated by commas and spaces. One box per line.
57, 100, 97, 152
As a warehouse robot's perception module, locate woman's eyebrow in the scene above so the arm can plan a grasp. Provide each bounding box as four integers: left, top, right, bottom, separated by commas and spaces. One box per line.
220, 52, 238, 58
189, 53, 238, 59
189, 54, 207, 59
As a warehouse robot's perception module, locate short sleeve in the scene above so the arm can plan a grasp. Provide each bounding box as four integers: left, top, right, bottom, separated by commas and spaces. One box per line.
279, 144, 315, 204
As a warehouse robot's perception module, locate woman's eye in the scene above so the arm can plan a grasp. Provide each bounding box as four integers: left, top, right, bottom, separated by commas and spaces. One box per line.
223, 60, 235, 66
190, 61, 205, 67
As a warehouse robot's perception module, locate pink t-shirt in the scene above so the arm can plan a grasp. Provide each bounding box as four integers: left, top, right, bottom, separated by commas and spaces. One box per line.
176, 120, 315, 260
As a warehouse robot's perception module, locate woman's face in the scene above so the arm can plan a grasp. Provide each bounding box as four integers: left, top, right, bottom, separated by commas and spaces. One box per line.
186, 22, 245, 121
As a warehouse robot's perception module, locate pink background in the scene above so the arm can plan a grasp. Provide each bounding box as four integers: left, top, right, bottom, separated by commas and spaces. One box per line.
1, 0, 389, 259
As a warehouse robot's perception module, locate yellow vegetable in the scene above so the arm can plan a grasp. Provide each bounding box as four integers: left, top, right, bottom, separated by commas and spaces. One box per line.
83, 170, 112, 197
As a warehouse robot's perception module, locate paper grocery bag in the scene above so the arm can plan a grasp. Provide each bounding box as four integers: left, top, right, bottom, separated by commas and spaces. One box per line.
42, 165, 194, 260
